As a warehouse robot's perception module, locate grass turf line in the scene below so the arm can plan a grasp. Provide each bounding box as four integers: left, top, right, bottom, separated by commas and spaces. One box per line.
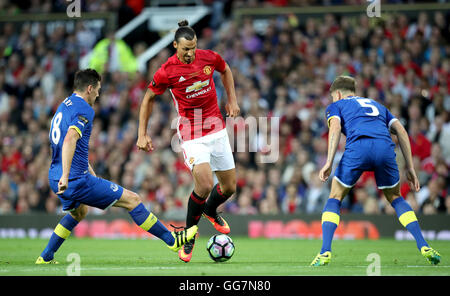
0, 238, 448, 276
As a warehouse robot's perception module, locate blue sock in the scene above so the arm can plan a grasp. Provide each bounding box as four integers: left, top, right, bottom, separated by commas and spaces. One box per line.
41, 214, 79, 261
391, 197, 428, 250
129, 203, 174, 246
320, 198, 341, 254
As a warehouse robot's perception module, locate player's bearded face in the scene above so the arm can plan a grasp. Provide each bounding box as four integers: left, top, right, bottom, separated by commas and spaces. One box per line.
175, 37, 197, 64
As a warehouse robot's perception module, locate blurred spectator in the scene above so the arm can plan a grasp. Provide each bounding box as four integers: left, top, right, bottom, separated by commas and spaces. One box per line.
304, 170, 329, 213
364, 196, 381, 215
406, 192, 420, 213
0, 1, 448, 217
89, 31, 137, 75
281, 183, 302, 213
235, 186, 258, 215
409, 121, 432, 161
258, 185, 281, 214
446, 195, 450, 215
420, 178, 447, 213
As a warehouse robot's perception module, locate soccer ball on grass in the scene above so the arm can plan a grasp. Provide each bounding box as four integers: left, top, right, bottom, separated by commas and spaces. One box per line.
206, 234, 235, 262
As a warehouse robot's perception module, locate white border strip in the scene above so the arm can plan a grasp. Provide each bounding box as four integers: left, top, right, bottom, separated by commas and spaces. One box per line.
334, 176, 355, 188
377, 180, 400, 190
388, 118, 398, 130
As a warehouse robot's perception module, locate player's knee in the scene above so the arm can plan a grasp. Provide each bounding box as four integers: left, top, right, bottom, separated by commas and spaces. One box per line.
382, 185, 401, 203
128, 192, 142, 210
196, 181, 214, 198
120, 191, 142, 211
329, 179, 350, 201
384, 191, 401, 204
70, 205, 88, 221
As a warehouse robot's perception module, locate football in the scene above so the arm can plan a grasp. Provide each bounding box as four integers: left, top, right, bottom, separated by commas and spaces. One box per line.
206, 234, 235, 262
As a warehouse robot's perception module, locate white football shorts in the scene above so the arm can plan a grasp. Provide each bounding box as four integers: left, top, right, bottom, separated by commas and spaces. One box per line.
180, 128, 235, 172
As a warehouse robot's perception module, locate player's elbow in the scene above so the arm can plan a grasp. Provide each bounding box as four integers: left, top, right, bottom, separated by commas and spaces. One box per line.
144, 89, 156, 103
391, 120, 407, 138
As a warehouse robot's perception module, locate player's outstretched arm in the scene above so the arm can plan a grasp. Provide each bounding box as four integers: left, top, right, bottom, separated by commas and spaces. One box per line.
57, 128, 80, 194
390, 120, 420, 192
319, 117, 341, 182
137, 89, 156, 152
220, 63, 240, 118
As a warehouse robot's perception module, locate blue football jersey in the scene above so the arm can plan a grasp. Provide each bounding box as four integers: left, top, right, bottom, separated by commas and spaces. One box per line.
48, 93, 95, 180
325, 96, 397, 147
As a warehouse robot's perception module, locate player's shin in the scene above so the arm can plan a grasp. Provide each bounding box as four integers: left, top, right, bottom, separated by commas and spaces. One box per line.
40, 214, 79, 261
204, 183, 231, 216
186, 191, 207, 228
129, 203, 175, 246
320, 198, 341, 254
391, 197, 428, 250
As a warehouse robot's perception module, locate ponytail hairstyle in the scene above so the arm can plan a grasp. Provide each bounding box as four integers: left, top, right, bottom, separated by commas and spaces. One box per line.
174, 19, 196, 43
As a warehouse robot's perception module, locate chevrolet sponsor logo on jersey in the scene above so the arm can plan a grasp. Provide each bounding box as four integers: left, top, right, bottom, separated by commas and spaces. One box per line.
186, 79, 210, 93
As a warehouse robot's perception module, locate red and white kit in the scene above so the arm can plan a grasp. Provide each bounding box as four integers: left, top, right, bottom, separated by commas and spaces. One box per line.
148, 49, 235, 171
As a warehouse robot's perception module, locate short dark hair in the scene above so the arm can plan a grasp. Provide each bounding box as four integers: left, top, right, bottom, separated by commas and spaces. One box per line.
174, 19, 196, 43
330, 75, 356, 93
73, 68, 101, 91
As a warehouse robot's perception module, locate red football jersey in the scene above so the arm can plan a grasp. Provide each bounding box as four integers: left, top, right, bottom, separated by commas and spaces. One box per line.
148, 49, 227, 141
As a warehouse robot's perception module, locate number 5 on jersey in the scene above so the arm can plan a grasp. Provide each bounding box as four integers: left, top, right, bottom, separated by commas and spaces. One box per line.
357, 98, 379, 116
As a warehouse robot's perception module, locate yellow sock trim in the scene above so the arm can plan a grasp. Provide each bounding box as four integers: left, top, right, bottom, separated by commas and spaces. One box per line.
322, 211, 340, 225
398, 211, 417, 227
139, 213, 158, 231
54, 224, 71, 239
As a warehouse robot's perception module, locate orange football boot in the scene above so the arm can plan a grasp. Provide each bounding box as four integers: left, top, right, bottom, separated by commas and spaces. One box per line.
203, 213, 230, 234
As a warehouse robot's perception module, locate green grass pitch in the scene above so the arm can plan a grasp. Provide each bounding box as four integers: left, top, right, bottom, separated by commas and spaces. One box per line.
0, 237, 449, 276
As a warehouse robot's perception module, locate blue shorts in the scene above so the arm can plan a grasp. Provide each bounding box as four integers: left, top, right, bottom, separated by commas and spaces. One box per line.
49, 174, 124, 212
334, 138, 399, 189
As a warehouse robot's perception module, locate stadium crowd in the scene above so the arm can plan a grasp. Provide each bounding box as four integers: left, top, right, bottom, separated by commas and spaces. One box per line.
0, 1, 449, 217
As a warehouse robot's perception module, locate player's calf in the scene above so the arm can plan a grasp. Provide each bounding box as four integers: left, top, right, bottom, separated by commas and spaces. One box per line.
390, 196, 429, 251
37, 213, 80, 262
117, 189, 187, 248
128, 202, 177, 246
203, 184, 233, 234
204, 183, 234, 217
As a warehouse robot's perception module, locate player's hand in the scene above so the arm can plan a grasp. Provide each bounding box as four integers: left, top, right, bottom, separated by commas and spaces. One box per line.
136, 134, 154, 152
56, 176, 69, 195
225, 102, 240, 118
406, 168, 420, 192
319, 162, 333, 182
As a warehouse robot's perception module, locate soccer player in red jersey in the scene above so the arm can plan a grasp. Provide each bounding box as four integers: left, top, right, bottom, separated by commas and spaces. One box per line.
137, 20, 240, 263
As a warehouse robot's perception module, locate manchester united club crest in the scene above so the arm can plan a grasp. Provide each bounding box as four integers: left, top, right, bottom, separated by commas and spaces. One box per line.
189, 157, 195, 164
203, 66, 212, 75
